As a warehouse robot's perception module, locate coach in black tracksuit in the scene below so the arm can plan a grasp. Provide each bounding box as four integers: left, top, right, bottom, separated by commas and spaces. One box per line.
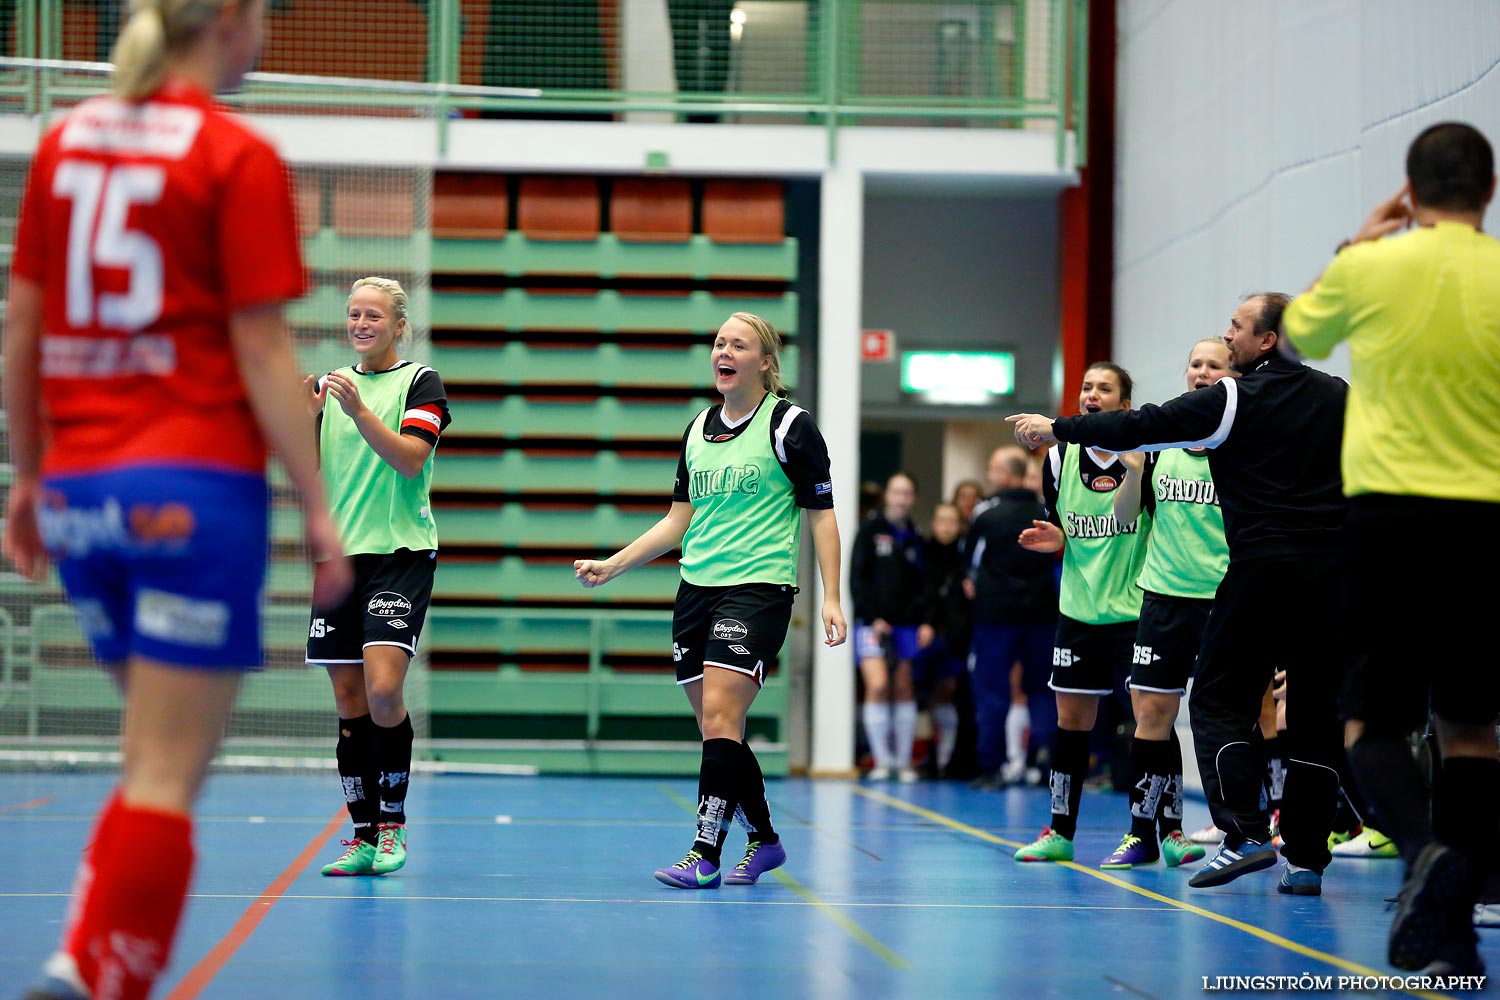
1008, 293, 1349, 891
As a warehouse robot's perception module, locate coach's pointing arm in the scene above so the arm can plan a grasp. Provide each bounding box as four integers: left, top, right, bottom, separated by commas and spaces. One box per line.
1008, 380, 1238, 453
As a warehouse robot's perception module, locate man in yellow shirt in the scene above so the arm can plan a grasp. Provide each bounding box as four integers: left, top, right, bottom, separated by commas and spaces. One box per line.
1283, 121, 1499, 980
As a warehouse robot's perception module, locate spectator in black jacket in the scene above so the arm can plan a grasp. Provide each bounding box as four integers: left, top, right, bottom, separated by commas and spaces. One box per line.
964, 447, 1059, 789
852, 472, 927, 782
1009, 292, 1349, 895
916, 502, 969, 777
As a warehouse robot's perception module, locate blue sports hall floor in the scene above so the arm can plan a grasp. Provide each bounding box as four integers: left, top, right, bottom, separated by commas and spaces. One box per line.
4, 771, 1492, 999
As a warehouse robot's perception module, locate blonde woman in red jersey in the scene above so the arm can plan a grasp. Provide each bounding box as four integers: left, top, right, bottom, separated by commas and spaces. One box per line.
2, 2, 349, 997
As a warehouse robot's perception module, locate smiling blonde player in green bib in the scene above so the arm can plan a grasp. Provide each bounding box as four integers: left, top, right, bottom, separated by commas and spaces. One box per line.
575, 312, 846, 889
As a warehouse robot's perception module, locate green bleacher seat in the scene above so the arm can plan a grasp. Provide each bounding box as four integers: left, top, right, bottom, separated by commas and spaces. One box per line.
431, 289, 798, 333
264, 551, 674, 603
433, 556, 678, 602
426, 609, 667, 657
429, 504, 664, 547
270, 502, 668, 549
431, 233, 798, 281
293, 286, 799, 335
447, 397, 705, 439
300, 230, 427, 275
432, 343, 799, 388
434, 452, 676, 494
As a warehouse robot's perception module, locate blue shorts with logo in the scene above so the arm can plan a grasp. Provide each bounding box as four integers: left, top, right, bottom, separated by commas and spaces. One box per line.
38, 465, 268, 670
854, 623, 923, 663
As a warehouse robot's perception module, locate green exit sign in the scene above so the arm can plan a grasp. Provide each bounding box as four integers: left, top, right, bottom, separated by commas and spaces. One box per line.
901, 351, 1015, 402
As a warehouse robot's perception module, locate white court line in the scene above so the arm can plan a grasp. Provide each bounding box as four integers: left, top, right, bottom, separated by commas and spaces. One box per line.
0, 891, 1173, 911
11, 813, 1036, 832
0, 750, 539, 776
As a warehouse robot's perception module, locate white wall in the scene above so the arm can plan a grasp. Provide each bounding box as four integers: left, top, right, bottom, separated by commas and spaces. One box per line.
1114, 0, 1500, 406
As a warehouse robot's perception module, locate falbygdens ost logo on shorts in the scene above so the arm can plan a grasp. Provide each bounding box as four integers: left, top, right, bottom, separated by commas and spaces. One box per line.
713, 619, 750, 641
368, 592, 412, 619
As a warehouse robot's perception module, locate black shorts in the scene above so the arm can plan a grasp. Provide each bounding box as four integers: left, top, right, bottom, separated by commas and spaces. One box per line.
1049, 615, 1136, 696
1342, 495, 1500, 731
672, 580, 795, 687
1128, 591, 1213, 695
306, 549, 437, 665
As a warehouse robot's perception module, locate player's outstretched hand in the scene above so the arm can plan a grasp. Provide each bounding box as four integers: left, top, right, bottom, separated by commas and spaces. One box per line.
306, 509, 353, 607
1006, 413, 1057, 450
1018, 519, 1064, 553
324, 372, 367, 418
2, 477, 48, 581
822, 599, 847, 647
574, 558, 618, 589
302, 373, 329, 417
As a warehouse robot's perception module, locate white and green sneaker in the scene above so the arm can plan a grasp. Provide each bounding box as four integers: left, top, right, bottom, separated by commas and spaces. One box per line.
372, 823, 407, 874
321, 838, 377, 876
1331, 827, 1398, 858
1014, 826, 1075, 863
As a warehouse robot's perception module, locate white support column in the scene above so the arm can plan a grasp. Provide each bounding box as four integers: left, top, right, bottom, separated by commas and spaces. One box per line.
809, 161, 863, 777
621, 0, 676, 125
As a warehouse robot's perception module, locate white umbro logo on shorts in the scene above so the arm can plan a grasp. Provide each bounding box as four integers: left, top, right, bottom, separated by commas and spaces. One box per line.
388, 620, 409, 630
728, 644, 750, 655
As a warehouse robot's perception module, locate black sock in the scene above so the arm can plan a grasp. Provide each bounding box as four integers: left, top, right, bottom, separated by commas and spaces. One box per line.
1435, 757, 1500, 900
1128, 734, 1158, 845
1157, 730, 1186, 841
1049, 728, 1091, 840
694, 738, 740, 864
1348, 733, 1433, 867
733, 742, 778, 845
336, 714, 378, 843
375, 714, 414, 827
1122, 736, 1173, 844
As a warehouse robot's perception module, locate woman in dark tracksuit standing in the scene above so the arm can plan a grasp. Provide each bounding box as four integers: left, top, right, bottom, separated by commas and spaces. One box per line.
851, 472, 928, 781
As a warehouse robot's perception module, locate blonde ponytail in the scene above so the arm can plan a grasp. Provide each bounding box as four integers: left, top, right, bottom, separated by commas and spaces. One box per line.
730, 311, 789, 397
111, 3, 169, 100
111, 0, 234, 101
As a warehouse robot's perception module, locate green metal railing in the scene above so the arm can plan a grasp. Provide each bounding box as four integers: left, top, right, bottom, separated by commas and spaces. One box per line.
0, 602, 785, 774
2, 0, 1088, 166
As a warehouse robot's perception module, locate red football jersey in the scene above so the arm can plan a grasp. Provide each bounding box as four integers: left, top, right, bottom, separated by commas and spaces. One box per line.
12, 80, 307, 476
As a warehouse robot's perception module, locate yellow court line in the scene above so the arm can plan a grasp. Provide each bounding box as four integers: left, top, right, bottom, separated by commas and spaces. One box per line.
851, 787, 1458, 1000
770, 867, 912, 969
658, 785, 911, 970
